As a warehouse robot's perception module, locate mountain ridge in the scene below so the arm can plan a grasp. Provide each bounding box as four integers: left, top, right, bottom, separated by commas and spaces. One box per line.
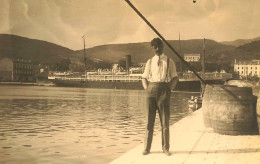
0, 34, 259, 71
220, 37, 260, 47
0, 34, 75, 64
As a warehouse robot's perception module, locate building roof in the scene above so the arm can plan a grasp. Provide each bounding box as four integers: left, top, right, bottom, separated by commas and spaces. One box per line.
235, 59, 260, 65
13, 58, 32, 63
184, 54, 200, 57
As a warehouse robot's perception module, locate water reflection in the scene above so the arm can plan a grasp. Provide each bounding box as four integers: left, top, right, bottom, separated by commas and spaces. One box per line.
0, 86, 199, 164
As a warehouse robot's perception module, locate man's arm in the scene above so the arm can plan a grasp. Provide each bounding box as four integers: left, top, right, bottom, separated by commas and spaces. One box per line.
168, 77, 178, 90
142, 59, 151, 90
168, 58, 178, 90
142, 78, 149, 90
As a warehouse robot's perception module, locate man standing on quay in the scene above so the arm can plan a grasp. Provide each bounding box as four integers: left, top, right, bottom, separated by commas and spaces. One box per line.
142, 38, 178, 156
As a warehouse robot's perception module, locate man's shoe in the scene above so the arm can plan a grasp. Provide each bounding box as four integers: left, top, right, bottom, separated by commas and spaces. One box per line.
142, 150, 150, 155
163, 150, 171, 156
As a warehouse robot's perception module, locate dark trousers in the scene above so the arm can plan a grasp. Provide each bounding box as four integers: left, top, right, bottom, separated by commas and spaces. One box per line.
144, 82, 171, 152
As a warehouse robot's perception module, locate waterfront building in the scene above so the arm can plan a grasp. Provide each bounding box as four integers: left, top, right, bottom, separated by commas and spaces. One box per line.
234, 59, 260, 78
184, 54, 200, 62
0, 57, 13, 81
13, 58, 34, 82
0, 57, 35, 82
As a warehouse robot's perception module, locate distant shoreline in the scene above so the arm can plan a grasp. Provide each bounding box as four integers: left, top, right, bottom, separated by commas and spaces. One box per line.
0, 82, 54, 87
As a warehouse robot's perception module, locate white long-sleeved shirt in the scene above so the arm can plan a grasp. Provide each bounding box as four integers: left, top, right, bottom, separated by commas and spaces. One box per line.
142, 54, 178, 82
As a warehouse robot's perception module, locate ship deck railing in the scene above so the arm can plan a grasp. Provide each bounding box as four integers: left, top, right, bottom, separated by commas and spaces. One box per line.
87, 74, 142, 82
48, 75, 143, 82
48, 76, 87, 81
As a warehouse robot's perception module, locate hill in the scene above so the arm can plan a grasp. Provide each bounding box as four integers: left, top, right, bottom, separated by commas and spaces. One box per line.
1, 34, 259, 72
220, 37, 260, 47
75, 39, 236, 64
0, 34, 75, 64
232, 40, 260, 61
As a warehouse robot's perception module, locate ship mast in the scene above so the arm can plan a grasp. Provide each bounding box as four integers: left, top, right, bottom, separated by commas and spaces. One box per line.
82, 35, 87, 80
201, 38, 206, 96
202, 38, 205, 79
179, 32, 182, 73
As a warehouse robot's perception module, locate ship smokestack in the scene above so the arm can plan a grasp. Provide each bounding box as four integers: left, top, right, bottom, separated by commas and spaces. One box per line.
125, 55, 131, 74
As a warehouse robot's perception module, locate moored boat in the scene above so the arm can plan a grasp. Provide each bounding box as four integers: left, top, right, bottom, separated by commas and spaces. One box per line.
49, 72, 232, 92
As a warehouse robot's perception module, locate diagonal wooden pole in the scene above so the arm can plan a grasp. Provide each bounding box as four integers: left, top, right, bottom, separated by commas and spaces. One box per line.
124, 0, 206, 86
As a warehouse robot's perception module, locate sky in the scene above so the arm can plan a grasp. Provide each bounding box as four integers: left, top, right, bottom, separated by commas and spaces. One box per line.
0, 0, 260, 50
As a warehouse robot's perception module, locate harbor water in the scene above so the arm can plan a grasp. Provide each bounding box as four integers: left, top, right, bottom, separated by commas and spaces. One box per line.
0, 86, 199, 164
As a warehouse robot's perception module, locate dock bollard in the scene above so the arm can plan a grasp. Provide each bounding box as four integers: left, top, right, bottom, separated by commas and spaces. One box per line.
209, 85, 258, 135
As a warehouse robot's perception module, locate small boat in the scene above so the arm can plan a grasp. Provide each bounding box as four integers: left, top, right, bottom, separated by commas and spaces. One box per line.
188, 96, 202, 111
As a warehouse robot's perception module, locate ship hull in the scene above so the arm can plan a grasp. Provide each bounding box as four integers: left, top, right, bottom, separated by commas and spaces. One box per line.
50, 79, 225, 92
51, 79, 144, 90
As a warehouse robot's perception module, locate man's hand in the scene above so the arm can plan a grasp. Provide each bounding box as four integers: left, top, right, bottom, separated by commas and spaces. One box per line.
168, 77, 178, 90
142, 78, 148, 90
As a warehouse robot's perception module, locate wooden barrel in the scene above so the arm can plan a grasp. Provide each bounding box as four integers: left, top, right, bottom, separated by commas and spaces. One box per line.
210, 85, 258, 135
257, 91, 260, 134
202, 85, 213, 127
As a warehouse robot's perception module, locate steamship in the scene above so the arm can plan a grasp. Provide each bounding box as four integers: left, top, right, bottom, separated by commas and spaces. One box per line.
48, 71, 232, 92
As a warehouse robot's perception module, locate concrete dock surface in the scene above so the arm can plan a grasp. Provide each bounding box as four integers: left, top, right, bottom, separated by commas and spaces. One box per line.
110, 109, 260, 164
